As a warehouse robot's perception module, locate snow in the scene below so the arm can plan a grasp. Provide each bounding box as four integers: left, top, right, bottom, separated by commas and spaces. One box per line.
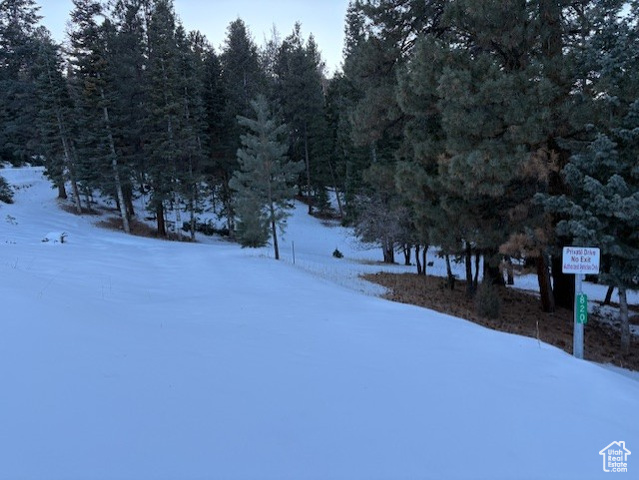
510, 269, 639, 306
1, 166, 638, 480
594, 304, 639, 337
42, 231, 68, 243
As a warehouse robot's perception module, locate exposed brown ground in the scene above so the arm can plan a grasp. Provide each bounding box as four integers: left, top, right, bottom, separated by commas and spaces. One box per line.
97, 216, 194, 242
58, 201, 103, 216
363, 272, 639, 371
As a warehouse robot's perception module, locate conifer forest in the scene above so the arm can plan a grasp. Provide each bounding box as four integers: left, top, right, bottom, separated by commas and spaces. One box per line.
1, 0, 638, 355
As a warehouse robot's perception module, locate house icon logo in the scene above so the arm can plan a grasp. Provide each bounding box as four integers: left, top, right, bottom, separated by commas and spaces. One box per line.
599, 441, 631, 473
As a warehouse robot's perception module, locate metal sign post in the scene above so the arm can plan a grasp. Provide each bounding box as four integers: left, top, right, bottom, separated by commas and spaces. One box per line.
573, 274, 584, 359
562, 247, 601, 360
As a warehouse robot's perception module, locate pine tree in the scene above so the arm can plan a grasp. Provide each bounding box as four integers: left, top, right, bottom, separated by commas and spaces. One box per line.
143, 0, 182, 236
201, 46, 227, 184
342, 0, 444, 260
108, 0, 149, 219
274, 25, 329, 215
0, 173, 13, 203
68, 0, 130, 232
0, 0, 42, 164
218, 19, 266, 233
544, 123, 639, 354
392, 0, 628, 309
174, 27, 209, 240
229, 95, 303, 259
542, 3, 639, 353
33, 29, 83, 212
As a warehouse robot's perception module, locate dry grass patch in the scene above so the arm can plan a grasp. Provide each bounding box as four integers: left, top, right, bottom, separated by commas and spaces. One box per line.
58, 202, 103, 216
97, 216, 194, 242
364, 272, 639, 371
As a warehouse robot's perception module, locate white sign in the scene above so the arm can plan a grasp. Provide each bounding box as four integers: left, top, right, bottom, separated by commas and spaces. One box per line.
562, 246, 600, 274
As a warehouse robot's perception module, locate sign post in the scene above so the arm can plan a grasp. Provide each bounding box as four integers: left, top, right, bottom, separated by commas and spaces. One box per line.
562, 247, 600, 359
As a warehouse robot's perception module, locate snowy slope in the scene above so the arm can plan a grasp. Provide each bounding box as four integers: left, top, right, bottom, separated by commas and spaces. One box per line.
1, 167, 638, 480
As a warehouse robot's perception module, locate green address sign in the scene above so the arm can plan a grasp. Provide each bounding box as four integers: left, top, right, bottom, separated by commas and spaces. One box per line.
577, 293, 588, 325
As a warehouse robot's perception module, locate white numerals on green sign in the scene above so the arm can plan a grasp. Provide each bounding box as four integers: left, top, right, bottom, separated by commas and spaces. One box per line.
577, 293, 588, 325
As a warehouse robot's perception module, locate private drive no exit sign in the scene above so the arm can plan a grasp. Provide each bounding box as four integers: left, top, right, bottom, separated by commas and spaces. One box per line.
562, 246, 601, 274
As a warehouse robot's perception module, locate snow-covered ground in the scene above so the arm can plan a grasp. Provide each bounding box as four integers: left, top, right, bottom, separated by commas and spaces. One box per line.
1, 166, 638, 480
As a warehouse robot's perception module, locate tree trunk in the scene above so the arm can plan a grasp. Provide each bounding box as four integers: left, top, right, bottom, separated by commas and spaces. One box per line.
304, 123, 312, 215
48, 57, 82, 214
174, 197, 182, 240
57, 130, 82, 212
107, 148, 129, 230
537, 254, 555, 313
415, 245, 422, 275
271, 218, 280, 260
83, 188, 92, 212
422, 246, 428, 276
99, 84, 130, 234
189, 160, 197, 241
124, 184, 135, 218
445, 254, 455, 290
603, 285, 615, 306
69, 144, 84, 213
483, 250, 505, 286
267, 175, 280, 260
551, 254, 574, 310
506, 257, 515, 285
403, 244, 411, 266
156, 202, 166, 237
382, 239, 395, 264
465, 242, 474, 297
619, 287, 630, 355
56, 179, 67, 199
189, 194, 196, 241
69, 174, 82, 214
327, 156, 344, 218
223, 175, 235, 238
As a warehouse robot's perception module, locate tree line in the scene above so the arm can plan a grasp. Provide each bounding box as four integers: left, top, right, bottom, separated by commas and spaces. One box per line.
1, 0, 638, 351
0, 0, 329, 241
337, 0, 638, 353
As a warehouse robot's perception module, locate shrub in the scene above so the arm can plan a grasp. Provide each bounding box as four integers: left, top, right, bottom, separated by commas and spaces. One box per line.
0, 176, 13, 204
181, 220, 230, 237
475, 281, 501, 319
333, 248, 344, 258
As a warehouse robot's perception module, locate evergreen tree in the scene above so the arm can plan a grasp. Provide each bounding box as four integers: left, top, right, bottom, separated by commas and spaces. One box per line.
108, 0, 149, 219
354, 163, 413, 263
174, 27, 209, 239
274, 23, 328, 214
229, 95, 303, 259
201, 46, 227, 196
68, 0, 130, 232
343, 0, 444, 259
544, 122, 639, 354
32, 28, 83, 212
392, 0, 627, 309
324, 74, 357, 218
0, 173, 13, 203
0, 0, 42, 164
143, 0, 182, 236
542, 3, 639, 353
218, 19, 266, 232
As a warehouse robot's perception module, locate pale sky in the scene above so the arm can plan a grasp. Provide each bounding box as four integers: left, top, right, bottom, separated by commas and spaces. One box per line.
37, 0, 349, 75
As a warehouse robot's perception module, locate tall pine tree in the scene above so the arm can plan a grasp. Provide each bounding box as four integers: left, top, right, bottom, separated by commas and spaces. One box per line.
229, 95, 303, 259
68, 0, 130, 232
0, 0, 42, 164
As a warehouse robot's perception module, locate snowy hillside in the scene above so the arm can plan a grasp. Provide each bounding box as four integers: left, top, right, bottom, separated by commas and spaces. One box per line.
1, 167, 638, 480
